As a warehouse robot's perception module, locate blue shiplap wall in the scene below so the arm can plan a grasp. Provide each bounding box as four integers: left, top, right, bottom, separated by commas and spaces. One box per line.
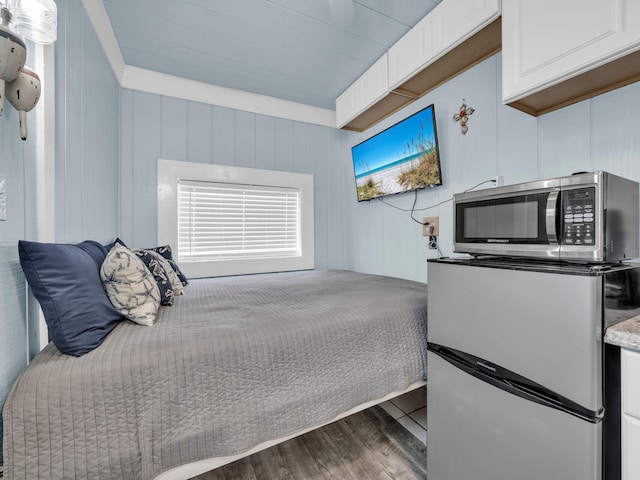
1, 0, 120, 462
0, 60, 38, 464
4, 6, 640, 461
119, 90, 349, 270
344, 53, 640, 283
55, 0, 120, 244
119, 53, 640, 284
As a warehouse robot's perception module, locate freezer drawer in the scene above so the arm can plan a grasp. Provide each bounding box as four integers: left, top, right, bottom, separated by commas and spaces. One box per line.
427, 352, 602, 480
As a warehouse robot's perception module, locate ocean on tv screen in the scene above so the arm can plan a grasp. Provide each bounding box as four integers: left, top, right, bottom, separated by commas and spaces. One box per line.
352, 105, 441, 201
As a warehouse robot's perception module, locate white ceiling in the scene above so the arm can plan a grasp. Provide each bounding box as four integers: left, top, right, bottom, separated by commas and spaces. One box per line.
102, 0, 442, 110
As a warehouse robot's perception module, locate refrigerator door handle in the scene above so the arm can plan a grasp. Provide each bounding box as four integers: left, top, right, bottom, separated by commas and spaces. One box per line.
427, 343, 603, 424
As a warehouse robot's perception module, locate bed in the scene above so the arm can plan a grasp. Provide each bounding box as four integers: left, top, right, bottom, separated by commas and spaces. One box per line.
2, 269, 428, 480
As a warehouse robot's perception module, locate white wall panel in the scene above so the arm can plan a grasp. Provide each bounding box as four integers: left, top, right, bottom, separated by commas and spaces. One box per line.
255, 115, 277, 171
211, 106, 235, 167
275, 118, 295, 172
591, 82, 640, 178
56, 0, 120, 244
130, 91, 162, 248
58, 1, 84, 241
326, 127, 347, 269
538, 101, 592, 179
120, 88, 134, 239
310, 125, 328, 270
187, 102, 212, 163
496, 54, 538, 185
234, 110, 257, 169
162, 97, 188, 162
292, 122, 313, 174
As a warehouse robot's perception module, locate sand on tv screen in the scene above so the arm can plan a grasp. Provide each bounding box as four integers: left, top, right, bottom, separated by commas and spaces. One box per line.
351, 104, 442, 202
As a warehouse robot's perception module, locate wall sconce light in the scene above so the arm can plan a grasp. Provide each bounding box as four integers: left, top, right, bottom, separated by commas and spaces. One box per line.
6, 64, 40, 139
0, 9, 26, 116
0, 0, 56, 140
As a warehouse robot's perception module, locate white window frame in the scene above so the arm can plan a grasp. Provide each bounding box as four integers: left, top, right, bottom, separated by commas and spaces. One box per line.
158, 159, 314, 278
35, 43, 55, 352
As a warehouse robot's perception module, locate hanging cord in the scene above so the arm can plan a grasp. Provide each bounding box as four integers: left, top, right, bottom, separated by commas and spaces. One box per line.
377, 178, 497, 225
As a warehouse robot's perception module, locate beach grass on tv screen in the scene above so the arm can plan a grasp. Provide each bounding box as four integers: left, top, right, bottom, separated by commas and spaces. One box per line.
353, 106, 441, 202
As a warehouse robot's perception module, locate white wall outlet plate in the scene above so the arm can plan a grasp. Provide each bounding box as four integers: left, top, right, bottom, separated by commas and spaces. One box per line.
422, 217, 439, 236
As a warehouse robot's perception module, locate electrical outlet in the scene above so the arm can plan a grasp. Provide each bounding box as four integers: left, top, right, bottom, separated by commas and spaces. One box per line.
492, 175, 504, 187
422, 217, 439, 236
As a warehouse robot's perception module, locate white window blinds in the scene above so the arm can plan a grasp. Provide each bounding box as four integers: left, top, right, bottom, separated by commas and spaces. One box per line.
177, 180, 301, 261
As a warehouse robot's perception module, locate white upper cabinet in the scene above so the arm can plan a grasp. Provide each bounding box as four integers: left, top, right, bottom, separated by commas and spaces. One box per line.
503, 0, 640, 115
338, 0, 501, 131
388, 14, 433, 90
389, 0, 500, 91
336, 54, 389, 129
430, 0, 501, 59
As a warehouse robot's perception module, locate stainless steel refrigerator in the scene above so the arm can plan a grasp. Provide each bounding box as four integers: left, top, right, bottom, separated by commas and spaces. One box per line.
427, 257, 640, 480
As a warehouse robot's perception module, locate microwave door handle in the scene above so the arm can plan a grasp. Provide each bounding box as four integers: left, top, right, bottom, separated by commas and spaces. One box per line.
546, 191, 560, 244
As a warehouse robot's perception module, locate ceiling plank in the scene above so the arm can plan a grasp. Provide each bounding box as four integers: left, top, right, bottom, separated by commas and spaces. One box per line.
102, 0, 442, 108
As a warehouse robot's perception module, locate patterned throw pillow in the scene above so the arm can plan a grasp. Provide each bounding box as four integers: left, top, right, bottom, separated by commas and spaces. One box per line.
146, 250, 185, 295
133, 249, 175, 305
149, 245, 189, 286
133, 249, 181, 304
100, 245, 161, 326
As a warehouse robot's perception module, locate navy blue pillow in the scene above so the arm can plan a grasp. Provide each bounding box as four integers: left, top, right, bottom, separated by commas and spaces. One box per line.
80, 240, 109, 268
18, 240, 123, 357
149, 245, 189, 286
104, 237, 127, 252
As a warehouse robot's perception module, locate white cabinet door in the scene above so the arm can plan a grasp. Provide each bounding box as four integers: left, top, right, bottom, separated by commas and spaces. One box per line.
336, 54, 389, 128
623, 348, 640, 417
503, 0, 640, 103
388, 14, 432, 90
623, 415, 640, 480
430, 0, 500, 59
622, 349, 640, 480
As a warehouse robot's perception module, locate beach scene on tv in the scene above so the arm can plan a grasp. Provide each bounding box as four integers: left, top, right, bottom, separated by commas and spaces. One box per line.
352, 106, 441, 202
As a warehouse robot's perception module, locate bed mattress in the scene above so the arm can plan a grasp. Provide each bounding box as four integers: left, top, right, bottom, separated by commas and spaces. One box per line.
2, 269, 428, 480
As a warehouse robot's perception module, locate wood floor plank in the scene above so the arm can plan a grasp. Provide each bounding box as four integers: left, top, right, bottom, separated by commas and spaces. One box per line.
191, 405, 426, 480
358, 408, 427, 478
277, 431, 342, 479
321, 415, 392, 479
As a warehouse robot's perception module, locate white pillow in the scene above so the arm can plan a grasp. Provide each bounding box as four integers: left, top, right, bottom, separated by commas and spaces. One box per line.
100, 244, 161, 326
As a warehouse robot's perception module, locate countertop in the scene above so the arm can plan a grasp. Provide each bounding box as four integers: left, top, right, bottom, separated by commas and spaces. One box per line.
604, 315, 640, 352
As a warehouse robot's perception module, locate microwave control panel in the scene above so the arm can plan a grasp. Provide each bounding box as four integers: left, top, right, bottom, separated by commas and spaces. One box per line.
560, 187, 595, 245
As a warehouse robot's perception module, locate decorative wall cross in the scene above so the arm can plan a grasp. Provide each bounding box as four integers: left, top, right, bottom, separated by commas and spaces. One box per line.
453, 99, 475, 134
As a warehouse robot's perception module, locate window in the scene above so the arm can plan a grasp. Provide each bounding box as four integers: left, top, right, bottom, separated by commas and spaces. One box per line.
158, 159, 314, 278
177, 181, 300, 261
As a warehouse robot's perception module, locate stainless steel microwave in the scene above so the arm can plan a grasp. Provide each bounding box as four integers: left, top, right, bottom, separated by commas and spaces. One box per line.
453, 171, 639, 262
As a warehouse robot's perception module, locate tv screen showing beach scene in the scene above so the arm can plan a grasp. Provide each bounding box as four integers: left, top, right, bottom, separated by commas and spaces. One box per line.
351, 104, 442, 202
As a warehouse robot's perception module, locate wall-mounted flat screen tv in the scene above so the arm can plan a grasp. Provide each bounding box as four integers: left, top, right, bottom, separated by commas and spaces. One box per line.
351, 104, 442, 202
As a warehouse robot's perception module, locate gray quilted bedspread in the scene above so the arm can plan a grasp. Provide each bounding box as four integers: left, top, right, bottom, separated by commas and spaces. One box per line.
3, 270, 428, 480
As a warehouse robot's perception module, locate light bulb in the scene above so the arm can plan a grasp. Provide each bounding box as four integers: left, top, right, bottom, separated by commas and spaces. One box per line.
8, 0, 56, 44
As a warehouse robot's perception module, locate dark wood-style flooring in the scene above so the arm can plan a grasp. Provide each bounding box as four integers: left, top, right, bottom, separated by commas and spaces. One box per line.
192, 406, 427, 480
